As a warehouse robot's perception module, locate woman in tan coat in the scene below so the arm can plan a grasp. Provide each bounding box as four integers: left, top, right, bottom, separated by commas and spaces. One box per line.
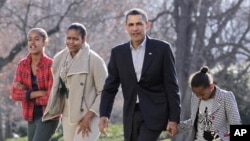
43, 23, 108, 141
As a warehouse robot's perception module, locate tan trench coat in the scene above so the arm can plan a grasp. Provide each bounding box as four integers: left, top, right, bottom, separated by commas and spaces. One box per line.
42, 43, 108, 124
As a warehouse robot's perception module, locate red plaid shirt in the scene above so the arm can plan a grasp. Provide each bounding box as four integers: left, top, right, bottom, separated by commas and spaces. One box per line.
11, 53, 53, 121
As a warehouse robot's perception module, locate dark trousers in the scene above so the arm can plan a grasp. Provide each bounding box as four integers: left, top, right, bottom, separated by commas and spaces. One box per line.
130, 104, 162, 141
28, 118, 59, 141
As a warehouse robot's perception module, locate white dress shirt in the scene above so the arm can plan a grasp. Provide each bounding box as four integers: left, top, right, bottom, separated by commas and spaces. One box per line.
130, 37, 146, 103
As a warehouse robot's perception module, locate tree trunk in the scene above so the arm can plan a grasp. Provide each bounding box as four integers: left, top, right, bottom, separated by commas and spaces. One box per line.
0, 107, 3, 141
5, 114, 13, 139
172, 0, 194, 140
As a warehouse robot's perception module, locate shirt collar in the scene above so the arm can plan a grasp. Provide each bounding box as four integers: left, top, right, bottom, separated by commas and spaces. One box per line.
130, 36, 147, 50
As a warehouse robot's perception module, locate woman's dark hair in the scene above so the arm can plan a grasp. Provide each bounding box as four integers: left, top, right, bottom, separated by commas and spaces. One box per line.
67, 22, 87, 39
189, 66, 214, 88
125, 8, 148, 23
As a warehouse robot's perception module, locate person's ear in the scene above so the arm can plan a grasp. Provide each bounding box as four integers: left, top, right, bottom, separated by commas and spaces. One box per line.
146, 21, 151, 30
124, 23, 128, 31
82, 37, 86, 44
44, 39, 49, 47
209, 83, 215, 90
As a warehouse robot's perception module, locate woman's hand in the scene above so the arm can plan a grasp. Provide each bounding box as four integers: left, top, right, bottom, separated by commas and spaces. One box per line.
77, 111, 95, 137
13, 82, 26, 90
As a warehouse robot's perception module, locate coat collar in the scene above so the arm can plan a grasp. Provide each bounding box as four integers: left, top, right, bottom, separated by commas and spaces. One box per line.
141, 36, 156, 75
192, 86, 224, 116
67, 43, 90, 75
211, 86, 224, 114
24, 52, 50, 68
56, 43, 90, 76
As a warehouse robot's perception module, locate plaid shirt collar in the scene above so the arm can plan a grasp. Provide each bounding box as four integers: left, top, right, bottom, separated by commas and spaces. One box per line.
23, 52, 48, 67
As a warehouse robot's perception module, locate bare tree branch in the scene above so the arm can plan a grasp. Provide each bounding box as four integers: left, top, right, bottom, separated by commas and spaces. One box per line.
0, 0, 85, 72
0, 0, 6, 9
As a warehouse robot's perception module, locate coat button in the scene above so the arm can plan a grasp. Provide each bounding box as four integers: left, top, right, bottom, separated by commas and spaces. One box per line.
80, 82, 84, 85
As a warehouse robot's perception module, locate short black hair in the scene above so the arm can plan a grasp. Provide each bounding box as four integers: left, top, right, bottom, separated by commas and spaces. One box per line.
125, 8, 148, 23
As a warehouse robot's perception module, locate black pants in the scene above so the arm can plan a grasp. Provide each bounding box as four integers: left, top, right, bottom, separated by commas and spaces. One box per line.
28, 118, 59, 141
130, 104, 162, 141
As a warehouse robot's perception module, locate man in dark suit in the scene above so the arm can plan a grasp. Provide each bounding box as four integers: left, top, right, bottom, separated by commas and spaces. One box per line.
99, 8, 181, 141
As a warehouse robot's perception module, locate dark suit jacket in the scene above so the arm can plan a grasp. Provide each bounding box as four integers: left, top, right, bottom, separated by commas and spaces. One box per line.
100, 36, 181, 141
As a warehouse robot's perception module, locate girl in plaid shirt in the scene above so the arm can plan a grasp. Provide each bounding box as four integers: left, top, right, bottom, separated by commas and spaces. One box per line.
10, 28, 59, 141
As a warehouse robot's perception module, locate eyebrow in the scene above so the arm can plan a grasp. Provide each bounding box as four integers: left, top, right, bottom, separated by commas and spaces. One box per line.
128, 21, 143, 25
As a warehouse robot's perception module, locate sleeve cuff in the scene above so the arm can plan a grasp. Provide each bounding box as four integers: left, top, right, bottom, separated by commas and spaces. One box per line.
89, 109, 99, 116
25, 90, 32, 101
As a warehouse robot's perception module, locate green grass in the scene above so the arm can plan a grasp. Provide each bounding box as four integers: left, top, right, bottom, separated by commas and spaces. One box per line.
5, 124, 171, 141
98, 124, 123, 141
5, 137, 27, 141
98, 124, 171, 141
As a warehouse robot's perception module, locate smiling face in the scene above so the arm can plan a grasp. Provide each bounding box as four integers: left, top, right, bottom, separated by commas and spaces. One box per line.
125, 15, 150, 48
65, 29, 85, 57
27, 30, 47, 55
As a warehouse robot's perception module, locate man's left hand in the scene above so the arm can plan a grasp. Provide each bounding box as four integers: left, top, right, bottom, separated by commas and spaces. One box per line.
166, 121, 178, 137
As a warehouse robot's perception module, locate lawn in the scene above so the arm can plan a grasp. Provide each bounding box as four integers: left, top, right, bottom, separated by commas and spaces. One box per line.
6, 124, 171, 141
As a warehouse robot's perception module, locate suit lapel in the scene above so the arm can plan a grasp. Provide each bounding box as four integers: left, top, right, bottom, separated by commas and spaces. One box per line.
124, 36, 156, 81
141, 37, 155, 75
123, 42, 138, 81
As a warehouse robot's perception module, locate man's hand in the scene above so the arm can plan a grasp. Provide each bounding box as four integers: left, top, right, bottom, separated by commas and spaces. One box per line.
98, 117, 109, 135
166, 121, 178, 137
